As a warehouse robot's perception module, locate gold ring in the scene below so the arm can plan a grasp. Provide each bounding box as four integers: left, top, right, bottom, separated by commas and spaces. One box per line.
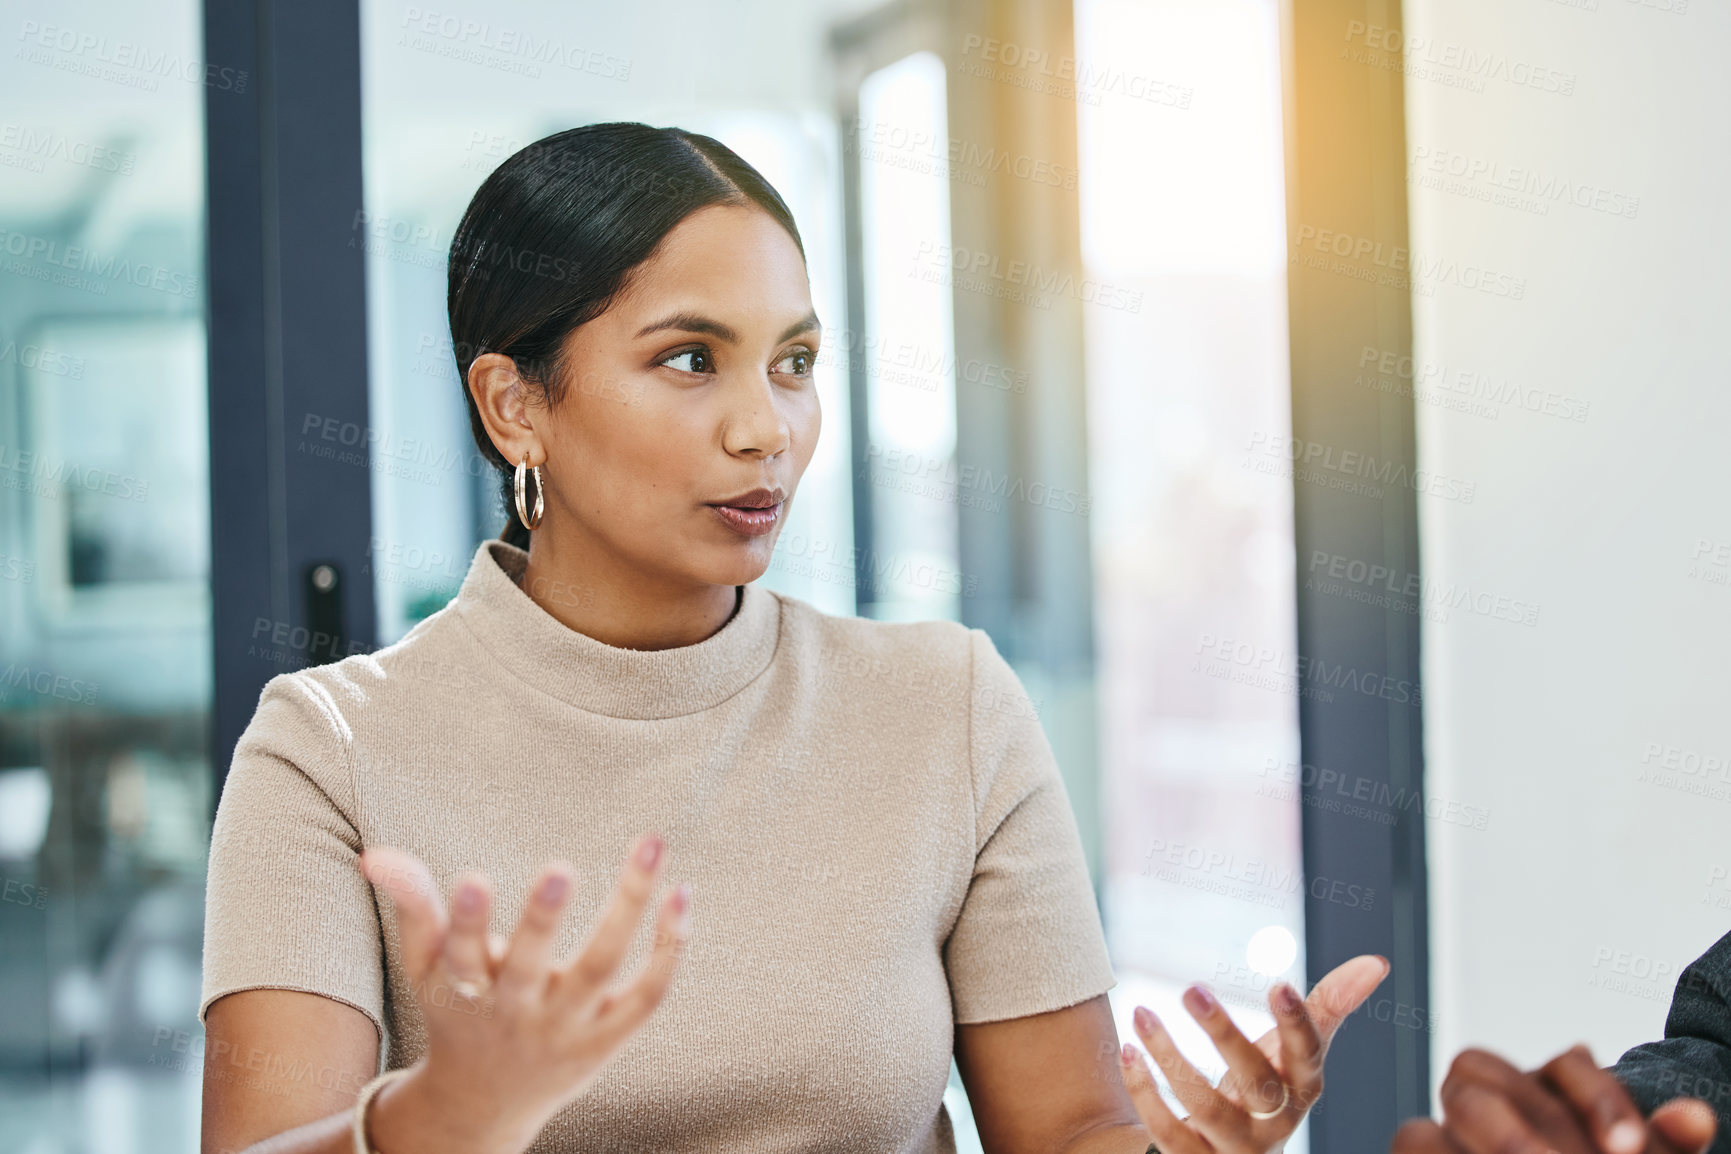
1245, 1083, 1291, 1121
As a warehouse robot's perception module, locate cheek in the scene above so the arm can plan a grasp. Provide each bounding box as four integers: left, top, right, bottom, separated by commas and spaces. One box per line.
575, 398, 703, 498
792, 392, 823, 463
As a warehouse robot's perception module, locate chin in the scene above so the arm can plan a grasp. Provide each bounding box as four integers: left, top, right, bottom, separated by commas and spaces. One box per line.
677, 537, 776, 589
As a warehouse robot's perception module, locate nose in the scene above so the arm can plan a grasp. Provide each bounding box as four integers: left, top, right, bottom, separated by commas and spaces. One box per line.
720, 368, 792, 460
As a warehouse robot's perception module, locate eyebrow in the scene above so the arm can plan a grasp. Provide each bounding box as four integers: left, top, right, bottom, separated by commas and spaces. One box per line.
635, 310, 822, 345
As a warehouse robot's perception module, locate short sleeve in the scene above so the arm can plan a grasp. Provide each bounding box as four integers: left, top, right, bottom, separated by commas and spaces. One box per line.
943, 628, 1117, 1024
199, 672, 386, 1047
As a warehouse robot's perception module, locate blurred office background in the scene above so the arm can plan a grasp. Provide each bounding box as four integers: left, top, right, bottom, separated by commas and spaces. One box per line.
0, 0, 1725, 1152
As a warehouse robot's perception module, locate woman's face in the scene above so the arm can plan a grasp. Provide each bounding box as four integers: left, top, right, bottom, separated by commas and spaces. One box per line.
513, 203, 822, 590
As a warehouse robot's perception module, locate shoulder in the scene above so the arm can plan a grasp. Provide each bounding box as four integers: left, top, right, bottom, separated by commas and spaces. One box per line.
763, 587, 981, 699
286, 600, 475, 720
232, 604, 471, 786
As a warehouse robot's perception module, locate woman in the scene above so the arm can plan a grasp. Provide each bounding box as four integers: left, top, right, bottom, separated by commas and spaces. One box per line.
199, 122, 1387, 1154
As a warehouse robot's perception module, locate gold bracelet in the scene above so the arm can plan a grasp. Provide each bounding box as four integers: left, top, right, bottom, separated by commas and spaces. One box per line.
351, 1067, 413, 1154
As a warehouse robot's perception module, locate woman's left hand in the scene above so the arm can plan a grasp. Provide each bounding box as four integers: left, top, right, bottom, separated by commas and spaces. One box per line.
1118, 954, 1391, 1153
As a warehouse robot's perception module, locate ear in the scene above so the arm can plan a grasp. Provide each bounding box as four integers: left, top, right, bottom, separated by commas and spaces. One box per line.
468, 352, 546, 468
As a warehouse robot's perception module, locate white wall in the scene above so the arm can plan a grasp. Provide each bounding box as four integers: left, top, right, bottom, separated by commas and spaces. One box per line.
1401, 0, 1731, 1090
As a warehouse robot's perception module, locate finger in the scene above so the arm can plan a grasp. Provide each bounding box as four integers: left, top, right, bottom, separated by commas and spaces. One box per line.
1181, 984, 1287, 1116
1535, 1045, 1646, 1154
555, 833, 665, 1005
487, 933, 507, 978
1131, 1004, 1242, 1143
360, 847, 446, 981
1267, 981, 1327, 1113
442, 872, 494, 989
1118, 1043, 1212, 1154
586, 882, 690, 1049
1303, 954, 1391, 1047
494, 861, 577, 998
1444, 1050, 1597, 1154
1649, 1099, 1717, 1154
1392, 1118, 1471, 1153
1442, 1078, 1593, 1154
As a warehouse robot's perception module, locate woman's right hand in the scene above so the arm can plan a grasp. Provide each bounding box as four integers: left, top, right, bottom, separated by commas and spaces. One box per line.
357, 832, 690, 1154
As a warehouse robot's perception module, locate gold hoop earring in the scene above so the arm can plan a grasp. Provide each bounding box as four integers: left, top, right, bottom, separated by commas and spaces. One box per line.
514, 453, 545, 531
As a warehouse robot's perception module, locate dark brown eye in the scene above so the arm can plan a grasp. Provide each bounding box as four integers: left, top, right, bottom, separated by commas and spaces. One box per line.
774, 349, 814, 376
661, 348, 712, 373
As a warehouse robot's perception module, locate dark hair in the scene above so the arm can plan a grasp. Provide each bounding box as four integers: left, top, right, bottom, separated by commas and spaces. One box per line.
446, 122, 806, 550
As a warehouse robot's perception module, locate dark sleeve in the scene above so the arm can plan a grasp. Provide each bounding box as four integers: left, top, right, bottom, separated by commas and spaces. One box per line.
1611, 929, 1731, 1152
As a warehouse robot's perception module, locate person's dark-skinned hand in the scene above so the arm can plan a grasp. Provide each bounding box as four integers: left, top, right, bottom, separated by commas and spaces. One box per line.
1390, 1044, 1718, 1154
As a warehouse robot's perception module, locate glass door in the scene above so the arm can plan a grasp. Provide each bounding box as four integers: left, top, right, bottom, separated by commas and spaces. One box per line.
0, 2, 214, 1149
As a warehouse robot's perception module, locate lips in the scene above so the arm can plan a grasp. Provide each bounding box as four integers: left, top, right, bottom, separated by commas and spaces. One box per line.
713, 487, 784, 510
708, 487, 785, 537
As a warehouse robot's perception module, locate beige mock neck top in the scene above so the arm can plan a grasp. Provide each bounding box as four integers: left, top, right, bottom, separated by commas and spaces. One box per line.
199, 539, 1117, 1153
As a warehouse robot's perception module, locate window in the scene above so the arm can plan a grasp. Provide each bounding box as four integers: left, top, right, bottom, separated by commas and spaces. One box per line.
1075, 0, 1307, 1143
0, 2, 214, 1148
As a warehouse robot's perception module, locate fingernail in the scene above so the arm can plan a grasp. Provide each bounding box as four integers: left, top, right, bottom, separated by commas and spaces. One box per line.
1273, 983, 1302, 1014
1185, 985, 1219, 1016
1606, 1120, 1644, 1154
637, 834, 663, 870
1134, 1005, 1156, 1033
1120, 1042, 1137, 1066
538, 873, 569, 906
455, 882, 482, 913
673, 883, 691, 935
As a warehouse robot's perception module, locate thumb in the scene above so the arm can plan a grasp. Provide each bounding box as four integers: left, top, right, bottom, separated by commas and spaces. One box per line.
1304, 954, 1391, 1045
360, 846, 446, 981
1650, 1099, 1717, 1154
